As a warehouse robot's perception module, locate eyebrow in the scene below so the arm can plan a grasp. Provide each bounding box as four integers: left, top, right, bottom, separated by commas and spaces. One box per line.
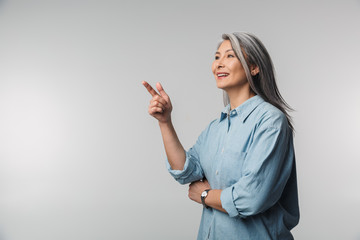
215, 49, 234, 55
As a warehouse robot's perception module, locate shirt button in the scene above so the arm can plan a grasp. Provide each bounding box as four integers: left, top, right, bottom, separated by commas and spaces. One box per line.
216, 170, 219, 175
221, 147, 224, 153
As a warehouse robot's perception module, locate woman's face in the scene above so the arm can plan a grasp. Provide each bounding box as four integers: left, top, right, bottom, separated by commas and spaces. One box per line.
212, 40, 248, 91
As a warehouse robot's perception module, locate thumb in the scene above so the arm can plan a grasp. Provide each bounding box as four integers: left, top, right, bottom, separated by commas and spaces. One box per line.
156, 82, 169, 100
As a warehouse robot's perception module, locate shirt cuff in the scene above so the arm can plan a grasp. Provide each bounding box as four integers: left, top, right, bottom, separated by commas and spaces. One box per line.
220, 185, 240, 218
165, 151, 196, 183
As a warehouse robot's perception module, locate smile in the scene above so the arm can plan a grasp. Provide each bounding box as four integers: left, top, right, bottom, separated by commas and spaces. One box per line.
217, 72, 229, 79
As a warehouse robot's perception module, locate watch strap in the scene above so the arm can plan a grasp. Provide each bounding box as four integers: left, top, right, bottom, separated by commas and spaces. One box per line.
201, 189, 211, 209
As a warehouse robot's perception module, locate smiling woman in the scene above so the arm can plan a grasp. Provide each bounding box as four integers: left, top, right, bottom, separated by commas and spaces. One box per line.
143, 32, 299, 240
213, 40, 252, 91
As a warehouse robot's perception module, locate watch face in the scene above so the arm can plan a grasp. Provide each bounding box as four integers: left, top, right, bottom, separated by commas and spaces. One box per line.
201, 191, 207, 198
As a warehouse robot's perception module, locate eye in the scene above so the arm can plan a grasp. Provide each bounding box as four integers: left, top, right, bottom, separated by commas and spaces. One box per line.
215, 56, 219, 60
228, 54, 234, 58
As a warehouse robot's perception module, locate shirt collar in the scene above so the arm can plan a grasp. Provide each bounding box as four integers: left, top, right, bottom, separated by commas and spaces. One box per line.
220, 95, 264, 122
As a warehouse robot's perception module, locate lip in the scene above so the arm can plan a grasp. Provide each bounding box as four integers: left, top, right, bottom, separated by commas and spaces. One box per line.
216, 72, 230, 79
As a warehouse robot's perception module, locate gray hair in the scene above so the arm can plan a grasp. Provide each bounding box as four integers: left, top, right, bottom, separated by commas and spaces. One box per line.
218, 32, 294, 132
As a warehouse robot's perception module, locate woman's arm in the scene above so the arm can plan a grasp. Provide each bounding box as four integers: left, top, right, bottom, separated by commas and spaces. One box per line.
188, 114, 294, 218
205, 189, 226, 213
188, 179, 227, 213
142, 81, 186, 170
220, 115, 295, 218
158, 120, 186, 170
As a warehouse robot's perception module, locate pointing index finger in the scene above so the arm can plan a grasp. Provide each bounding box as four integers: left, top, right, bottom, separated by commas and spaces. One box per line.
142, 81, 159, 97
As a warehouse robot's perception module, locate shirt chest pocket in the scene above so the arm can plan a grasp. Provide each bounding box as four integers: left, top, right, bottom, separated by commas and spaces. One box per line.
219, 150, 247, 188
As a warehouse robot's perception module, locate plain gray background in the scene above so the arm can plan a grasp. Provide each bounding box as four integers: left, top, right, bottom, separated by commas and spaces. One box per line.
1, 0, 360, 239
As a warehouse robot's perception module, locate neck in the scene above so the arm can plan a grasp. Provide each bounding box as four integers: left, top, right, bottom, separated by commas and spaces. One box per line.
226, 85, 255, 110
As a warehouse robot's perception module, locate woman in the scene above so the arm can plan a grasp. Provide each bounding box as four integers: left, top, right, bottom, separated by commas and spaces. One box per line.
142, 32, 299, 240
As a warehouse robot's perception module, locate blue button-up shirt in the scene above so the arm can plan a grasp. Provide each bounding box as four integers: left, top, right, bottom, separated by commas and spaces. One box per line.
166, 95, 299, 240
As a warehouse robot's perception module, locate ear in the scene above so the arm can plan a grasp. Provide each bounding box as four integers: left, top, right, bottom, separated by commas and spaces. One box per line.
250, 65, 259, 76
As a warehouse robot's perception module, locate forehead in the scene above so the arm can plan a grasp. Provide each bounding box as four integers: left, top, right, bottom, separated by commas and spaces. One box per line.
216, 40, 233, 52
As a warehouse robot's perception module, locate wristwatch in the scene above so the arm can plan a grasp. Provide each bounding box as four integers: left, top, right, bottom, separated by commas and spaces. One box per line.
201, 189, 211, 209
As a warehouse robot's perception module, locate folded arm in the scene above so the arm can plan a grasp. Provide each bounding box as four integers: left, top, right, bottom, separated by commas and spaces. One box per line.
220, 115, 294, 217
187, 115, 295, 218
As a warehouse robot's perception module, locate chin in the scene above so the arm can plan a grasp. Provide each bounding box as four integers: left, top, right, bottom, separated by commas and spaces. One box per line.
216, 81, 228, 90
216, 83, 224, 89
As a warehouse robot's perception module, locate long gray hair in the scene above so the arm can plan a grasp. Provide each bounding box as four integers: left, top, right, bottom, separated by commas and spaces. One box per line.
219, 32, 294, 132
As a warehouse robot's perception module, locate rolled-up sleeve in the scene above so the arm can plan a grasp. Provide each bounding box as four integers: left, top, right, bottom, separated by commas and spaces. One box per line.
166, 149, 204, 184
165, 120, 217, 185
220, 114, 294, 218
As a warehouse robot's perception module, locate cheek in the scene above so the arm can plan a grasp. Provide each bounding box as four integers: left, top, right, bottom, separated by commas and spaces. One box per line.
229, 62, 245, 77
211, 62, 216, 74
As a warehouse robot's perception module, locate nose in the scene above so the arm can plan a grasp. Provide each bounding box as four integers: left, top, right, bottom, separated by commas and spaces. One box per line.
216, 57, 225, 69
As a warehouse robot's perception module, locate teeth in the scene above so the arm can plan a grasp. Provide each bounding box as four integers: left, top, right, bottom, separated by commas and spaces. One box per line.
218, 73, 229, 77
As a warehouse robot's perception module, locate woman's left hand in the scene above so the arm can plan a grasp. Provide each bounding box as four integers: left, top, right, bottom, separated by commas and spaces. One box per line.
188, 178, 211, 204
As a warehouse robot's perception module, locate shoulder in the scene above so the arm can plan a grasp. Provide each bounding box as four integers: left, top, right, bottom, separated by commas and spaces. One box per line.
253, 101, 289, 131
205, 118, 219, 133
196, 118, 218, 140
